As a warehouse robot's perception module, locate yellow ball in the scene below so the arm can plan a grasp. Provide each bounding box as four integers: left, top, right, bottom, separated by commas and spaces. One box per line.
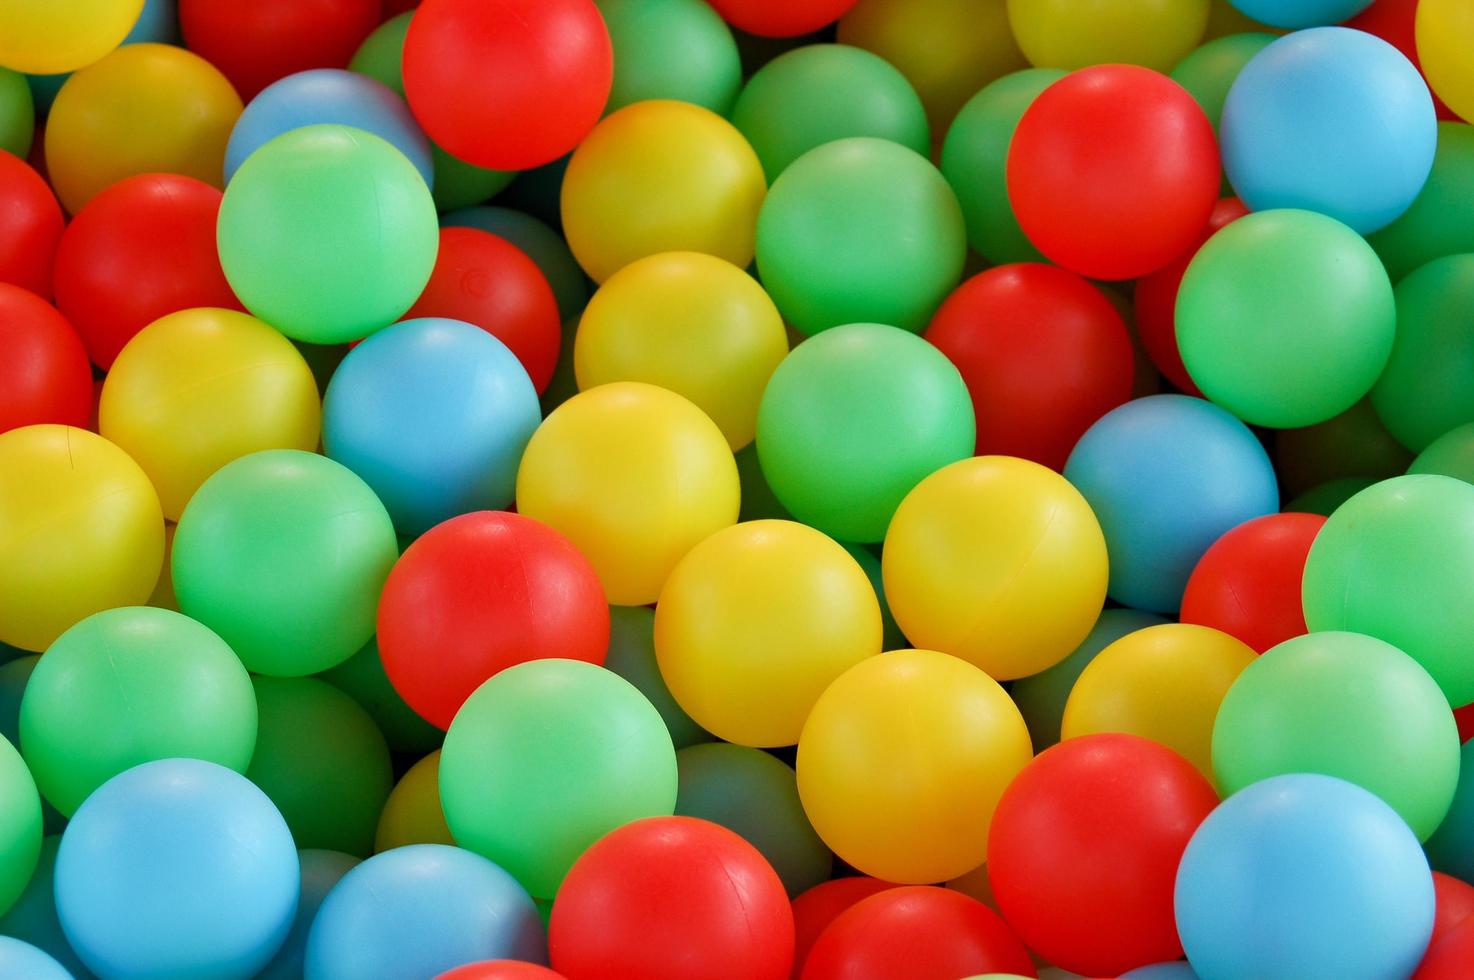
1062, 622, 1255, 778
100, 308, 322, 521
882, 456, 1108, 681
561, 100, 766, 283
375, 750, 453, 852
1006, 0, 1210, 73
45, 43, 242, 213
655, 519, 882, 747
516, 382, 739, 605
574, 252, 788, 451
0, 425, 163, 652
796, 649, 1032, 883
1418, 0, 1474, 125
0, 0, 142, 74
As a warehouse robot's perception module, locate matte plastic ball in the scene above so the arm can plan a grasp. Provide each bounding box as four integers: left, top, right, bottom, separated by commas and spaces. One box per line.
305, 844, 545, 980
549, 816, 793, 980
1369, 123, 1474, 284
792, 878, 900, 978
0, 937, 69, 980
1431, 872, 1474, 951
440, 964, 567, 980
0, 837, 88, 976
319, 639, 443, 754
1428, 741, 1474, 885
1174, 773, 1434, 980
1230, 0, 1373, 28
1180, 513, 1324, 652
0, 0, 143, 74
1412, 422, 1474, 485
604, 605, 708, 750
55, 759, 298, 980
0, 285, 90, 434
0, 735, 39, 918
0, 151, 62, 298
1007, 0, 1210, 72
217, 124, 438, 344
1170, 32, 1275, 130
600, 0, 741, 115
375, 751, 452, 852
256, 849, 359, 980
1276, 397, 1413, 496
441, 206, 590, 321
1419, 0, 1474, 130
0, 68, 29, 157
178, 0, 376, 100
755, 137, 965, 334
1007, 64, 1220, 281
172, 449, 398, 676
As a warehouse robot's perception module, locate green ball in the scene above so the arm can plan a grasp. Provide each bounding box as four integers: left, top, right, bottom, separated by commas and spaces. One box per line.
732, 43, 928, 182
1170, 33, 1276, 131
1176, 209, 1395, 428
0, 67, 34, 158
439, 659, 677, 898
599, 0, 741, 115
441, 206, 591, 320
1212, 631, 1459, 841
602, 605, 709, 750
246, 676, 393, 857
173, 450, 399, 677
840, 543, 906, 651
674, 742, 831, 896
1410, 422, 1474, 485
0, 837, 89, 978
755, 322, 974, 543
1427, 740, 1474, 885
0, 734, 39, 917
735, 442, 790, 523
1302, 474, 1474, 706
1274, 398, 1413, 499
318, 639, 443, 754
940, 68, 1064, 265
348, 11, 411, 95
1285, 477, 1377, 517
19, 607, 256, 817
0, 655, 36, 748
217, 124, 439, 344
1368, 122, 1474, 283
1371, 254, 1474, 452
754, 136, 966, 336
429, 143, 513, 213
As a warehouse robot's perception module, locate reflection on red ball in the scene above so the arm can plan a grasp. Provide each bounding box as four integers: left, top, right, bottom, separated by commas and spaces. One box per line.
436, 962, 567, 980
705, 0, 858, 37
0, 151, 63, 299
0, 284, 92, 434
790, 877, 898, 980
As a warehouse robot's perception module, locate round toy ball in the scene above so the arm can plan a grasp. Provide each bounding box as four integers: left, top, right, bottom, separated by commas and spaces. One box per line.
375, 751, 452, 852
1170, 32, 1276, 131
755, 137, 965, 335
0, 936, 69, 980
56, 759, 298, 979
755, 323, 973, 543
792, 878, 899, 978
0, 836, 90, 976
0, 152, 62, 298
217, 124, 438, 344
0, 285, 90, 434
0, 426, 163, 652
797, 650, 1032, 883
1419, 0, 1474, 133
1007, 64, 1220, 281
441, 206, 590, 321
440, 963, 567, 980
172, 449, 398, 676
562, 100, 765, 284
1412, 422, 1474, 484
0, 68, 30, 157
0, 735, 39, 918
516, 382, 739, 606
1007, 0, 1210, 73
1275, 397, 1414, 497
1369, 122, 1474, 285
655, 520, 881, 747
604, 605, 709, 750
1064, 394, 1278, 613
707, 0, 855, 36
319, 639, 443, 754
440, 660, 677, 898
882, 456, 1107, 680
1230, 0, 1374, 29
1429, 740, 1474, 885
1118, 964, 1201, 980
1175, 773, 1433, 980
305, 844, 545, 980
550, 816, 792, 980
403, 0, 610, 171
1062, 623, 1256, 777
0, 0, 143, 74
600, 0, 740, 114
1303, 474, 1474, 706
256, 849, 359, 980
1431, 872, 1474, 949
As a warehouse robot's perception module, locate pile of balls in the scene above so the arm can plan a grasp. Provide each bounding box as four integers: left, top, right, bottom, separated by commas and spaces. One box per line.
4, 0, 1474, 977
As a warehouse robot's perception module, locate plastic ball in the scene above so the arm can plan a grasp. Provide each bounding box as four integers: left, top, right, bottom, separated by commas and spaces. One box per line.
600, 0, 741, 115
375, 751, 453, 852
1170, 32, 1276, 131
1276, 397, 1414, 496
755, 137, 965, 335
305, 844, 545, 980
1007, 0, 1210, 73
1417, 0, 1474, 121
0, 837, 89, 976
0, 151, 62, 297
0, 68, 28, 157
0, 285, 90, 434
603, 605, 709, 750
346, 11, 409, 89
1412, 422, 1474, 484
0, 0, 143, 74
516, 382, 738, 606
172, 449, 398, 676
792, 878, 899, 978
1373, 255, 1474, 452
1007, 64, 1220, 281
1174, 773, 1434, 980
0, 937, 69, 980
424, 145, 513, 214
319, 639, 444, 754
0, 735, 39, 918
1118, 964, 1200, 980
1432, 872, 1474, 951
1369, 123, 1474, 284
440, 964, 567, 980
441, 206, 590, 321
1064, 394, 1279, 613
561, 99, 765, 284
1421, 917, 1474, 980
1428, 740, 1474, 885
709, 0, 855, 35
549, 816, 793, 980
1229, 0, 1371, 28
256, 849, 359, 980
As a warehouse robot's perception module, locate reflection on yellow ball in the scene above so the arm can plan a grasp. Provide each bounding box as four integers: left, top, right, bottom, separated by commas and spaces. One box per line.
0, 425, 163, 651
797, 649, 1032, 884
1062, 622, 1254, 777
1418, 0, 1474, 125
0, 0, 143, 74
1007, 0, 1210, 73
574, 252, 788, 450
561, 100, 766, 283
375, 750, 453, 852
516, 382, 739, 606
100, 308, 322, 521
883, 456, 1108, 680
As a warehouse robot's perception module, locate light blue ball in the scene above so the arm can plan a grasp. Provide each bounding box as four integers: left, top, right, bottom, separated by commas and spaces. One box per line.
1175, 773, 1433, 980
25, 0, 177, 115
322, 317, 542, 536
54, 759, 299, 980
442, 206, 591, 320
0, 936, 71, 980
1425, 739, 1474, 884
1221, 27, 1436, 234
1063, 394, 1278, 614
303, 844, 546, 980
256, 850, 360, 980
1228, 0, 1372, 29
225, 69, 434, 187
1121, 963, 1200, 980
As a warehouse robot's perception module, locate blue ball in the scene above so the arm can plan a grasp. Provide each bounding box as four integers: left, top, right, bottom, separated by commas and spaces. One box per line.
0, 936, 71, 980
55, 759, 300, 980
323, 318, 542, 536
1221, 27, 1436, 234
1063, 394, 1278, 614
225, 69, 434, 187
1175, 773, 1433, 980
256, 850, 360, 980
303, 844, 545, 980
1228, 0, 1372, 29
441, 206, 591, 320
1425, 739, 1474, 884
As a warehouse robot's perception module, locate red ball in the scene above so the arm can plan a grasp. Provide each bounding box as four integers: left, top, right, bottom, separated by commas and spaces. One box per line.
550, 816, 794, 980
1454, 703, 1474, 743
925, 263, 1134, 471
402, 0, 612, 171
986, 733, 1219, 976
1434, 872, 1474, 949
404, 227, 562, 393
1007, 65, 1221, 281
705, 0, 858, 37
0, 151, 63, 299
1179, 512, 1326, 654
179, 0, 380, 99
437, 963, 567, 980
790, 877, 898, 980
52, 173, 243, 369
0, 284, 93, 434
376, 511, 610, 729
801, 886, 1034, 980
1418, 916, 1474, 980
